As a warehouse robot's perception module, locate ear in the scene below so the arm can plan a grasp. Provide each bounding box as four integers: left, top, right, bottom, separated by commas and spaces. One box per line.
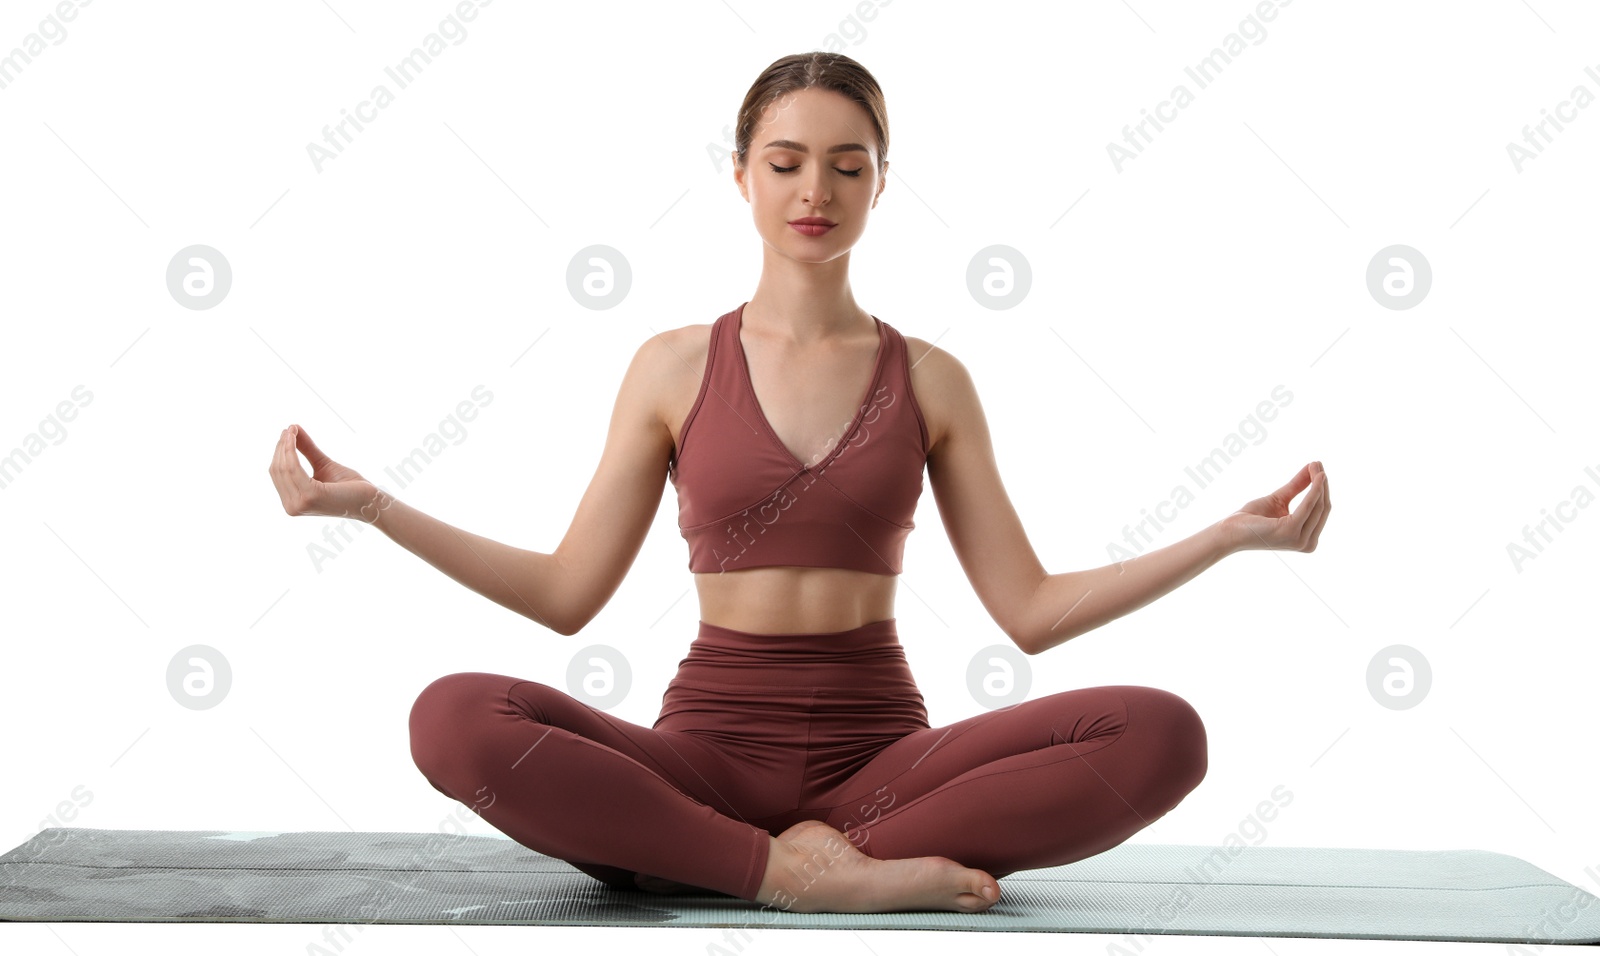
733, 152, 749, 202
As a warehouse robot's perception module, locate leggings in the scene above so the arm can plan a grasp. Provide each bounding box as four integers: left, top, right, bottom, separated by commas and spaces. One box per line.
408, 618, 1207, 902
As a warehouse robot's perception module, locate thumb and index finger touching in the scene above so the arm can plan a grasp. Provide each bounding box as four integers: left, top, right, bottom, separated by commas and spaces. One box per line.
273, 423, 341, 474
1281, 461, 1328, 530
287, 423, 336, 470
271, 424, 329, 486
1273, 460, 1324, 506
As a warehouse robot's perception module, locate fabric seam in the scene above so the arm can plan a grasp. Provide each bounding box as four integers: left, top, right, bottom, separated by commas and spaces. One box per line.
672, 311, 724, 468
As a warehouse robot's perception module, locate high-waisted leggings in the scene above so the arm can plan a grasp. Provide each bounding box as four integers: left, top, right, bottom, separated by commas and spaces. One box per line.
408, 618, 1207, 903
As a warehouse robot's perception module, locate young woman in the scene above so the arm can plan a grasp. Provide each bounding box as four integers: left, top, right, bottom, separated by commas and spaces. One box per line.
268, 52, 1330, 915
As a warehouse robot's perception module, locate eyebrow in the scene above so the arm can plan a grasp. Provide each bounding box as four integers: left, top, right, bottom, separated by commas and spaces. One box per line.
762, 139, 870, 156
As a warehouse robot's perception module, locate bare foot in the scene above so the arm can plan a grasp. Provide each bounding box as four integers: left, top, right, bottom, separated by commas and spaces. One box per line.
756, 819, 1000, 914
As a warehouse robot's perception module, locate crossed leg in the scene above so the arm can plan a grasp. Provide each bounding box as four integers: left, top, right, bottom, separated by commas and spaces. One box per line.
816, 684, 1208, 877
410, 674, 1206, 903
408, 672, 777, 901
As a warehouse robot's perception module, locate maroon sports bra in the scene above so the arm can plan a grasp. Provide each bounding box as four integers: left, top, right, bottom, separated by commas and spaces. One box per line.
669, 302, 931, 574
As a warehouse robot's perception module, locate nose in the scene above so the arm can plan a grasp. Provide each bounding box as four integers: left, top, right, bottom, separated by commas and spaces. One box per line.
801, 170, 831, 204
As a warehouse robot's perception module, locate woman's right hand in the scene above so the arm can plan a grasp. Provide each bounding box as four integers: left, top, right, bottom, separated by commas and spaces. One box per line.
1223, 460, 1329, 553
269, 424, 389, 522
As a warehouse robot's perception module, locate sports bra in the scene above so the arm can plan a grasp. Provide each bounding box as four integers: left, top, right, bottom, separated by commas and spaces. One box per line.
669, 301, 931, 574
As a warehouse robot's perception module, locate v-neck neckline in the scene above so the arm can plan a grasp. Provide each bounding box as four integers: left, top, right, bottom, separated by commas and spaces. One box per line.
733, 301, 886, 473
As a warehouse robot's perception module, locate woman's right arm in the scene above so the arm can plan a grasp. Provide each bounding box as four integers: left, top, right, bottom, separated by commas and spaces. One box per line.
271, 334, 680, 637
363, 493, 572, 634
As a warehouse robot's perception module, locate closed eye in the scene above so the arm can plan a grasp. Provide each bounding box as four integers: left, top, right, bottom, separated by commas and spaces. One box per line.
770, 163, 863, 177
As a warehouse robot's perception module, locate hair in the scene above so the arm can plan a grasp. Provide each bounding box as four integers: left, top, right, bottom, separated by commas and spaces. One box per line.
732, 52, 889, 177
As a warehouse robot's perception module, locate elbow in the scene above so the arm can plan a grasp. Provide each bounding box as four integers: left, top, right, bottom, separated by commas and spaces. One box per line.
542, 607, 586, 638
1011, 574, 1049, 656
1006, 619, 1037, 657
537, 552, 589, 637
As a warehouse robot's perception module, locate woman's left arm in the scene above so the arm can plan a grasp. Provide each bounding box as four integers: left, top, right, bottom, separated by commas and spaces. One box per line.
914, 338, 1331, 658
1019, 461, 1331, 655
1024, 463, 1324, 658
1021, 518, 1235, 656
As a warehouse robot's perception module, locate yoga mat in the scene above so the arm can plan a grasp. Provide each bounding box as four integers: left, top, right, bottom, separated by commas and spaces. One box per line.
1, 827, 1596, 942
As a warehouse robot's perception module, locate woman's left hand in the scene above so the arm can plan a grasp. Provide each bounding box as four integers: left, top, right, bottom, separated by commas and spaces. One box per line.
1223, 461, 1330, 553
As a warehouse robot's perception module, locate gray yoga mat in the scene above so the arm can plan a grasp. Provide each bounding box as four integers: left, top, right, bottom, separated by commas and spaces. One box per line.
1, 827, 1596, 942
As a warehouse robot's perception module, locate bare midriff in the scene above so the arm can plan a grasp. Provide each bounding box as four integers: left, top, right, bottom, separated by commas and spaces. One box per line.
694, 566, 897, 634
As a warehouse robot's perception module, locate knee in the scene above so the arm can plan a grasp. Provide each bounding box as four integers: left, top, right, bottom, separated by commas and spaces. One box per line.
408, 672, 521, 784
1124, 686, 1208, 795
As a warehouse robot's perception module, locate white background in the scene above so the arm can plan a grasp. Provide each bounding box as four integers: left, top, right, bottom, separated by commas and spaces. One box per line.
2, 1, 1596, 953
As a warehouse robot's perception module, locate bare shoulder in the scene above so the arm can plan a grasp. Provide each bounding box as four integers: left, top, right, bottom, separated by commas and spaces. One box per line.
634, 321, 712, 380
632, 321, 716, 448
901, 333, 979, 457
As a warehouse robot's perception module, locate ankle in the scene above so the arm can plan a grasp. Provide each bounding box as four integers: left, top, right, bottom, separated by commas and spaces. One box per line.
766, 828, 860, 910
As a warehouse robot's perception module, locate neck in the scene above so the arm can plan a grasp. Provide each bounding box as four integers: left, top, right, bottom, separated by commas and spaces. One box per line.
744, 255, 870, 345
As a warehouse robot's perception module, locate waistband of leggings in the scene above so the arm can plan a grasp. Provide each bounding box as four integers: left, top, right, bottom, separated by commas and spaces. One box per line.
691, 617, 903, 662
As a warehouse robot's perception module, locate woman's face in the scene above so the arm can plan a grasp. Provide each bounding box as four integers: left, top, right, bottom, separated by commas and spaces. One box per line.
734, 87, 887, 264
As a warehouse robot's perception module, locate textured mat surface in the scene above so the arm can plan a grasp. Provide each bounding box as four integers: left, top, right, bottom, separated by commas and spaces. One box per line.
1, 828, 1596, 942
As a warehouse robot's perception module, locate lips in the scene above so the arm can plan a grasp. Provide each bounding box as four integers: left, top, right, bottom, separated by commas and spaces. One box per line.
790, 217, 836, 226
